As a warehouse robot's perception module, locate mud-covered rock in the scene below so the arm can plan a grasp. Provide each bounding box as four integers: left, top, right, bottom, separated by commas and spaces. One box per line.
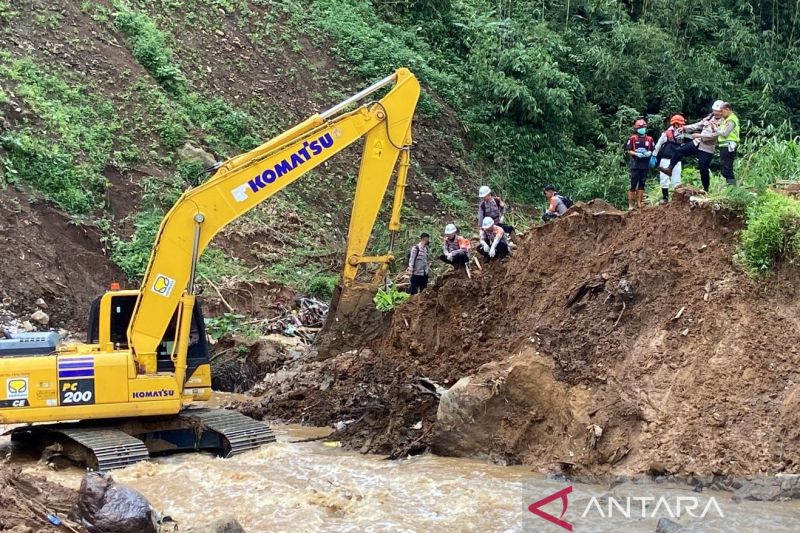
71, 472, 157, 533
655, 517, 683, 533
186, 515, 246, 533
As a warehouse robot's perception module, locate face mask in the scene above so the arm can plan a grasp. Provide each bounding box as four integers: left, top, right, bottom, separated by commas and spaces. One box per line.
637, 128, 647, 135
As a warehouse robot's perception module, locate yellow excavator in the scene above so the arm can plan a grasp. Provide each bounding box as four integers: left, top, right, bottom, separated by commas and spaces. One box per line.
0, 69, 420, 470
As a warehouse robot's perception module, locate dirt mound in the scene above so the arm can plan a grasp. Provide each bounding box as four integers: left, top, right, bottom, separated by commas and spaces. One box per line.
0, 464, 79, 532
254, 190, 800, 477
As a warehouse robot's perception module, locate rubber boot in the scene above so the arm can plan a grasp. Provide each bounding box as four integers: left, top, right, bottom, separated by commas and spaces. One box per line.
661, 188, 669, 204
627, 191, 635, 211
636, 189, 644, 209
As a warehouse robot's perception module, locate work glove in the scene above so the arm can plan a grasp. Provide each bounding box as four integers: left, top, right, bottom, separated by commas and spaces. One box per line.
481, 242, 490, 253
649, 155, 657, 168
636, 151, 647, 159
445, 253, 453, 261
489, 247, 496, 258
499, 215, 505, 223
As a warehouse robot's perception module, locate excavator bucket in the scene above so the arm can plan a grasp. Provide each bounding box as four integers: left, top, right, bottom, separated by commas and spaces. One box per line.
318, 283, 387, 359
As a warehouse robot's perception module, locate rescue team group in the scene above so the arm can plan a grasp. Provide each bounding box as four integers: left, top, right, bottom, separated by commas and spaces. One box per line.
406, 100, 741, 294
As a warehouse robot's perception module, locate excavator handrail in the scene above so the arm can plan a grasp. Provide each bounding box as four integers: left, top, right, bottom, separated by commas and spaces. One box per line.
126, 68, 421, 372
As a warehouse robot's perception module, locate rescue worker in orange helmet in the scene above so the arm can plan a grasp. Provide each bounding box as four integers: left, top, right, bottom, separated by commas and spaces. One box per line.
652, 114, 686, 203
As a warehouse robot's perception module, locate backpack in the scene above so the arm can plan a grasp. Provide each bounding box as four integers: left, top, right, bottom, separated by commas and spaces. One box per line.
558, 194, 574, 209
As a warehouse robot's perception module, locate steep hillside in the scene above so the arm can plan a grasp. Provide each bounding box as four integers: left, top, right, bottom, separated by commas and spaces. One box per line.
0, 0, 479, 330
248, 190, 800, 477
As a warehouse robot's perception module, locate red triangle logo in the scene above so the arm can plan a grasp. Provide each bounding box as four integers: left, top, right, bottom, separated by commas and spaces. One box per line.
528, 486, 573, 531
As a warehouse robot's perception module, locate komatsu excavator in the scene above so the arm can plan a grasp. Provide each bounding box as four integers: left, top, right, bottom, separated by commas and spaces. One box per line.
0, 68, 420, 470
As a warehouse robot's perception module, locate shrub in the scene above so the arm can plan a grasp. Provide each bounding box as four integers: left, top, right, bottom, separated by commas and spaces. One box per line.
737, 191, 800, 275
306, 274, 338, 300
374, 286, 410, 311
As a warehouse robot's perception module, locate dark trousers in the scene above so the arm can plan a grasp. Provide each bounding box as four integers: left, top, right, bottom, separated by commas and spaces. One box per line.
498, 223, 514, 235
630, 168, 648, 191
439, 252, 469, 266
720, 146, 737, 185
409, 274, 428, 295
669, 143, 713, 192
542, 212, 559, 222
478, 240, 509, 260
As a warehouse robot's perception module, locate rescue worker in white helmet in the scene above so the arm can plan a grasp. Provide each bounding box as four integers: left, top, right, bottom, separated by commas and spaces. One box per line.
439, 223, 471, 267
477, 185, 515, 242
478, 217, 509, 260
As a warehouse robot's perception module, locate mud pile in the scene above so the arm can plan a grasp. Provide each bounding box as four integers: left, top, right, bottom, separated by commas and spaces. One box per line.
251, 189, 800, 477
0, 464, 79, 531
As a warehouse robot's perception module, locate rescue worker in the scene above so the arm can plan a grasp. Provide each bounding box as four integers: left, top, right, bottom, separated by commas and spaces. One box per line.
541, 184, 569, 222
406, 232, 430, 295
625, 119, 655, 210
440, 223, 471, 267
478, 217, 509, 260
477, 186, 515, 241
659, 100, 723, 192
715, 102, 740, 186
652, 114, 686, 203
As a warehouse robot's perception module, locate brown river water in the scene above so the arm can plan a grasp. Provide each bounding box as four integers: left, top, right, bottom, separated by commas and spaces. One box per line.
18, 424, 797, 533
4, 393, 797, 532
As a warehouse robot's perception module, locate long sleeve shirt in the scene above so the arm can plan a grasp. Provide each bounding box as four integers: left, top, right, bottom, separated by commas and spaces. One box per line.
408, 243, 429, 276
477, 197, 504, 227
683, 116, 721, 154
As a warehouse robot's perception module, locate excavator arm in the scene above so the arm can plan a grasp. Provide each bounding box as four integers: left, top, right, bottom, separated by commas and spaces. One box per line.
128, 69, 420, 371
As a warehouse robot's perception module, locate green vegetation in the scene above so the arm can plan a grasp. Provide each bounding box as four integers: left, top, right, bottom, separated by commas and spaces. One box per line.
374, 286, 410, 312
205, 312, 259, 341
112, 0, 186, 94
737, 191, 800, 275
286, 0, 800, 206
0, 57, 118, 212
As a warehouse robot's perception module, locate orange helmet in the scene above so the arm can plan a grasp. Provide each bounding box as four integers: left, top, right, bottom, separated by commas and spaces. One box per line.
634, 119, 647, 129
670, 114, 686, 126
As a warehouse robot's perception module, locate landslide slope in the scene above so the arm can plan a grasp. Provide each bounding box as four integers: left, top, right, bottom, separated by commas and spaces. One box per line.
0, 0, 477, 330
258, 191, 800, 477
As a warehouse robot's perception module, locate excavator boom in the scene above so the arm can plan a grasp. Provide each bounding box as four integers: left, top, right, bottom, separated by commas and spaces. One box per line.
129, 68, 420, 369
0, 69, 420, 470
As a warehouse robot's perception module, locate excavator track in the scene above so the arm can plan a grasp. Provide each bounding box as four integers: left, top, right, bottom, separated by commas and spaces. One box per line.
177, 408, 276, 457
8, 408, 275, 471
54, 428, 151, 471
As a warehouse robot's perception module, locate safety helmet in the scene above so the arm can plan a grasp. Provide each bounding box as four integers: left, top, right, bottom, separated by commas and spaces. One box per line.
444, 223, 457, 235
634, 119, 647, 129
478, 185, 491, 198
712, 100, 725, 111
481, 217, 494, 230
670, 114, 686, 126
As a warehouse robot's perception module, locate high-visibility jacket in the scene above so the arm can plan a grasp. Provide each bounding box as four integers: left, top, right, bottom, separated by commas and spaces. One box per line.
719, 113, 740, 145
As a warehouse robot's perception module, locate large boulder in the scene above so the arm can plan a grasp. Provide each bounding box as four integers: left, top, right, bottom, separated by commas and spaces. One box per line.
70, 472, 157, 533
432, 348, 590, 464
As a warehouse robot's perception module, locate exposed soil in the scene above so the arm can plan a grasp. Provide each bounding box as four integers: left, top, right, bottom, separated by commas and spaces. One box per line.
247, 190, 800, 477
0, 464, 80, 532
0, 190, 124, 331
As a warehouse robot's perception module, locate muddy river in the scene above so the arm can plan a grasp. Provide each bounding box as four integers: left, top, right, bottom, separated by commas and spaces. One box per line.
22, 423, 799, 533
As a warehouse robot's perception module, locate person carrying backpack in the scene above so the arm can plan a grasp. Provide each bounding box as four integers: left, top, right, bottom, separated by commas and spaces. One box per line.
477, 186, 516, 247
406, 232, 430, 295
652, 114, 686, 203
541, 184, 572, 222
625, 118, 655, 210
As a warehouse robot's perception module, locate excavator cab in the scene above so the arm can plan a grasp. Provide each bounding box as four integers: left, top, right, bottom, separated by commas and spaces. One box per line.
86, 291, 209, 375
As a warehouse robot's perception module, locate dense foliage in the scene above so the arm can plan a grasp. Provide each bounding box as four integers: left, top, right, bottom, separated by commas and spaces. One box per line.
292, 0, 800, 203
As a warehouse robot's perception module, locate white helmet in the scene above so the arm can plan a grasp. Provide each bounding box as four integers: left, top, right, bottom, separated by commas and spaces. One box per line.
481, 216, 494, 230
444, 223, 457, 235
478, 185, 491, 198
712, 100, 725, 111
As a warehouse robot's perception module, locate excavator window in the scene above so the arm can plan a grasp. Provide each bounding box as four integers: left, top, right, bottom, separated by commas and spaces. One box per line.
87, 295, 209, 375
